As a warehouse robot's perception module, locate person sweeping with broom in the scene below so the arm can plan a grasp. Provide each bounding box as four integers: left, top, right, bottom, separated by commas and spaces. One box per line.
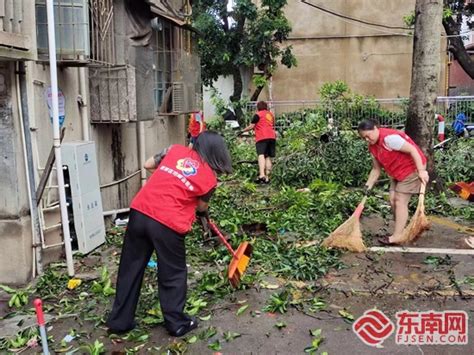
358, 120, 429, 245
106, 131, 232, 337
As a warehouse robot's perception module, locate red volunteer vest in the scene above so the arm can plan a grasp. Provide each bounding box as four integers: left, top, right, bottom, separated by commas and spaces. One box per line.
255, 110, 276, 142
188, 112, 206, 138
369, 128, 427, 181
131, 145, 217, 234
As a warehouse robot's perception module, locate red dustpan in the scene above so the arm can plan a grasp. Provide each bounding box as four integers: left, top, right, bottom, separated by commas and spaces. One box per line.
207, 220, 252, 288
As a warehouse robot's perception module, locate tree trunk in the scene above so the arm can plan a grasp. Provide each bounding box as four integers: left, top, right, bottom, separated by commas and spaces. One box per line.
230, 66, 244, 124
443, 16, 474, 80
250, 72, 272, 102
250, 85, 265, 102
406, 0, 443, 181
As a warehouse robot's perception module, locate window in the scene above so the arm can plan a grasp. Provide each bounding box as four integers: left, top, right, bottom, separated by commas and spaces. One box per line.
36, 0, 90, 61
152, 19, 174, 112
150, 19, 201, 115
89, 0, 115, 65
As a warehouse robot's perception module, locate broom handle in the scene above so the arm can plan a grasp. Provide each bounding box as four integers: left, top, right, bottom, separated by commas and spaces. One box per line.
207, 220, 238, 258
353, 196, 367, 218
418, 182, 426, 207
419, 182, 426, 195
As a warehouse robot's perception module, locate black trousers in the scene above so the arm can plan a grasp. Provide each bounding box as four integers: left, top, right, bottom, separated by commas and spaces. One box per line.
106, 209, 191, 333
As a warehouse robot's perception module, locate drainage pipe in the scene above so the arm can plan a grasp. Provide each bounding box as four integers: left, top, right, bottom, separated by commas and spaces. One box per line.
137, 121, 147, 187
17, 61, 43, 278
78, 66, 90, 141
46, 0, 74, 276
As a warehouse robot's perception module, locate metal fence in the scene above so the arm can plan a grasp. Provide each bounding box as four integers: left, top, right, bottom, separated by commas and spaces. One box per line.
245, 96, 474, 131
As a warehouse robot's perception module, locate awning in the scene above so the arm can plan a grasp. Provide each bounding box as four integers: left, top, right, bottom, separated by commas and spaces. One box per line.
125, 0, 191, 46
147, 0, 187, 27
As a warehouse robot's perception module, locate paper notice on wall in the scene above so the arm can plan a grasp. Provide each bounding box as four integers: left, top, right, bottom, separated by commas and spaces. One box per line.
46, 86, 66, 127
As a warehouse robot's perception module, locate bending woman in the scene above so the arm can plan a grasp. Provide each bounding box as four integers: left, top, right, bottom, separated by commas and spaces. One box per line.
358, 120, 429, 245
106, 131, 232, 337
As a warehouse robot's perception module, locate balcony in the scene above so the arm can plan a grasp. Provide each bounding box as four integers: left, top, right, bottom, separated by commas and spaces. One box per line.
0, 0, 36, 60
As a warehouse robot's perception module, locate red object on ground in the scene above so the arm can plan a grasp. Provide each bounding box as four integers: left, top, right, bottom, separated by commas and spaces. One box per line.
436, 114, 445, 142
33, 298, 45, 326
449, 182, 474, 202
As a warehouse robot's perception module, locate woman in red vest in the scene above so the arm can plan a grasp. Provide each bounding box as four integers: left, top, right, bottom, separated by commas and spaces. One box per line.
187, 111, 205, 148
106, 131, 232, 337
358, 120, 429, 245
241, 101, 276, 183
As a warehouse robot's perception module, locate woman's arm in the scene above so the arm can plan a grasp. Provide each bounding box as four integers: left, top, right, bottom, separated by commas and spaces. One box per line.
144, 156, 157, 173
242, 114, 260, 133
144, 147, 170, 173
241, 123, 255, 133
365, 158, 382, 189
398, 143, 429, 184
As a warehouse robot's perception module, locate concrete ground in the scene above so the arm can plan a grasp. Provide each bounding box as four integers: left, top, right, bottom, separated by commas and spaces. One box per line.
1, 214, 474, 354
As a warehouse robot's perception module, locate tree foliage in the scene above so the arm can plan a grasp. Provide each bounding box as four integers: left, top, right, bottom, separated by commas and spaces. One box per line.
406, 1, 474, 79
192, 0, 296, 107
443, 0, 474, 79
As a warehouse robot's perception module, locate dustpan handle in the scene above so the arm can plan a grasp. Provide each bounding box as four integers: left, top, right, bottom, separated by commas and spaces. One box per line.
207, 220, 238, 258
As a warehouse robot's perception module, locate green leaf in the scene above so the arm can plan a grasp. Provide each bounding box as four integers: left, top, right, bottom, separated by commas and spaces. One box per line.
309, 328, 322, 337
199, 314, 212, 321
186, 335, 198, 344
275, 321, 287, 329
338, 310, 354, 322
199, 326, 217, 340
424, 256, 440, 265
312, 337, 323, 348
0, 284, 16, 293
208, 340, 221, 351
236, 304, 249, 316
224, 331, 241, 342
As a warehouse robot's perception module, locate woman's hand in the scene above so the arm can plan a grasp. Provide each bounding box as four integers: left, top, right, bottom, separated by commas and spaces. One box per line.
418, 170, 429, 185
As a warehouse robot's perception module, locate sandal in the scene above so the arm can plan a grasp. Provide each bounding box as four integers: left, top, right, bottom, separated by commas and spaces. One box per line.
465, 237, 474, 249
255, 177, 266, 184
378, 236, 398, 246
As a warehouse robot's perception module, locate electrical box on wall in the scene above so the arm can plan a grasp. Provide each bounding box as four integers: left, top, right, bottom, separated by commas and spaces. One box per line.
61, 141, 105, 254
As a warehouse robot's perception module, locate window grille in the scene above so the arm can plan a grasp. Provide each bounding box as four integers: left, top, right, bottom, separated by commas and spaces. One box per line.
89, 0, 115, 66
36, 0, 90, 62
152, 20, 201, 114
152, 19, 174, 112
0, 0, 23, 34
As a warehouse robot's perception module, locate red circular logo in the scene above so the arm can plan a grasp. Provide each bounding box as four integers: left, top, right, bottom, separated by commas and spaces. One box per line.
353, 310, 395, 347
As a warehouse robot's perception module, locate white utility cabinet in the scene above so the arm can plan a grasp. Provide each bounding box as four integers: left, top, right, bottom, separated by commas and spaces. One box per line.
61, 141, 105, 254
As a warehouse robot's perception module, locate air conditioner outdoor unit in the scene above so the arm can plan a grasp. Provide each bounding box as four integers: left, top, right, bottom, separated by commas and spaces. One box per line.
172, 82, 187, 113
171, 82, 199, 114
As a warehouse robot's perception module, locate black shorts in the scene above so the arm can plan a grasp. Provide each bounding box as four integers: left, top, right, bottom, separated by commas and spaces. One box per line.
256, 139, 276, 158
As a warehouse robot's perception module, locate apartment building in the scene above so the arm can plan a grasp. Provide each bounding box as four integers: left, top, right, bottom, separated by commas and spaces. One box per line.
0, 0, 200, 284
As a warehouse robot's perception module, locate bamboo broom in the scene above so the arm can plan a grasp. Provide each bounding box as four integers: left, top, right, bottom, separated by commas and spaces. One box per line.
321, 196, 367, 253
398, 183, 430, 244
